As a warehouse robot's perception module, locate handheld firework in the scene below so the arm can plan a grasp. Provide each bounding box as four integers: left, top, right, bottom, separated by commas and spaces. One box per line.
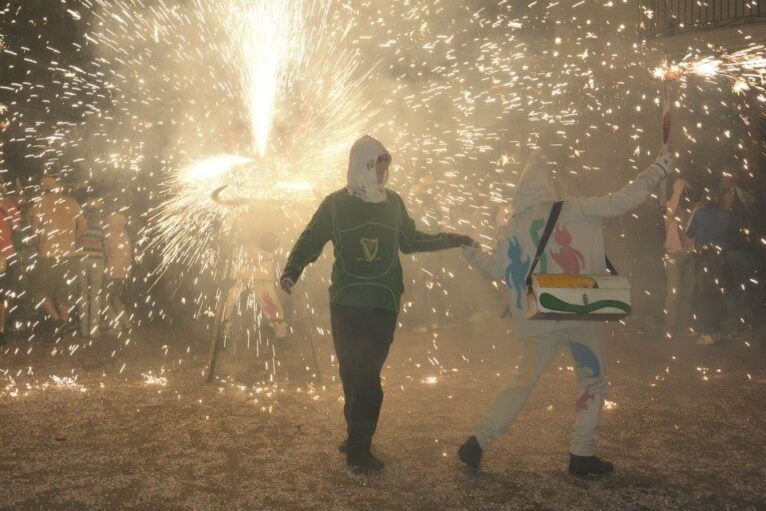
655, 57, 680, 204
660, 86, 671, 153
658, 56, 679, 154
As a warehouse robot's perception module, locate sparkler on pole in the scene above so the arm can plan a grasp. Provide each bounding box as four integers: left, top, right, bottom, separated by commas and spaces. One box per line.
660, 78, 672, 153
657, 59, 674, 205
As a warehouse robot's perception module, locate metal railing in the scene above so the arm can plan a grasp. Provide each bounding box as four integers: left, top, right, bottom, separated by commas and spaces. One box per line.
639, 0, 766, 36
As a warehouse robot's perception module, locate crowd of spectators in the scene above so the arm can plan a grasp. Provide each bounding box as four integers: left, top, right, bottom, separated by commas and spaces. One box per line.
662, 173, 765, 344
0, 176, 133, 344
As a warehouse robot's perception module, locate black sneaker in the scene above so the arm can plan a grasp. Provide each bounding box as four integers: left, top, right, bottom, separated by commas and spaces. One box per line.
340, 439, 376, 454
457, 435, 483, 470
568, 454, 614, 477
346, 451, 384, 472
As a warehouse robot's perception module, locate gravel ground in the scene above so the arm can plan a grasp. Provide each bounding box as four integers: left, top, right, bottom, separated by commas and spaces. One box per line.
0, 318, 764, 510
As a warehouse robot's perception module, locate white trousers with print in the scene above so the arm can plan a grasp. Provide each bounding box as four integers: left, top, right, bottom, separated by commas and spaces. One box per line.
222, 279, 287, 341
474, 323, 608, 456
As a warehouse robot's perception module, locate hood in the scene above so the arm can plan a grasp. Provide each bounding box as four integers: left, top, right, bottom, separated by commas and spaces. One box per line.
347, 135, 390, 203
511, 149, 559, 216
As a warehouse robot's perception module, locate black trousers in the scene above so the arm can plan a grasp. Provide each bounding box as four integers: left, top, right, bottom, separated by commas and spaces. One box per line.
693, 249, 729, 335
330, 304, 397, 455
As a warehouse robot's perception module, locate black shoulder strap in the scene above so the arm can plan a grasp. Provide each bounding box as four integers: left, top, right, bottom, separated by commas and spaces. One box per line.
524, 201, 619, 288
605, 256, 618, 276
526, 201, 563, 290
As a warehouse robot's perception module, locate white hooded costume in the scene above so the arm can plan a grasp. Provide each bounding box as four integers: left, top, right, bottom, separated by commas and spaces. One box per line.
346, 135, 389, 203
463, 149, 671, 455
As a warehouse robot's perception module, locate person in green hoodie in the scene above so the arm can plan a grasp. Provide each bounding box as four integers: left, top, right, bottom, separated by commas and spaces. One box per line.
280, 135, 474, 472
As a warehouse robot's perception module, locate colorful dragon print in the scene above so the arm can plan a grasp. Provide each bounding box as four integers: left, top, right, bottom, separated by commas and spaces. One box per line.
505, 236, 530, 309
569, 341, 601, 378
550, 225, 585, 275
575, 381, 600, 413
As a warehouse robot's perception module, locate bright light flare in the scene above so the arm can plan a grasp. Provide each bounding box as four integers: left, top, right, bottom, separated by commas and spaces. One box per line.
144, 0, 374, 291
231, 0, 293, 156
181, 154, 255, 184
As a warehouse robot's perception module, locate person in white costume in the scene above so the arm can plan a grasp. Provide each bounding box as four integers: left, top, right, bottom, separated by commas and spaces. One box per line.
221, 204, 289, 344
457, 145, 673, 476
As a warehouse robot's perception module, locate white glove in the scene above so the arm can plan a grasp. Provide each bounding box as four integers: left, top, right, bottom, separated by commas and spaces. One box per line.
653, 151, 674, 178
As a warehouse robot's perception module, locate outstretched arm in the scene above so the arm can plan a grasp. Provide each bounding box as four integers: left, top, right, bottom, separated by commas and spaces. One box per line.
570, 152, 673, 219
280, 196, 333, 290
397, 194, 472, 254
665, 178, 687, 217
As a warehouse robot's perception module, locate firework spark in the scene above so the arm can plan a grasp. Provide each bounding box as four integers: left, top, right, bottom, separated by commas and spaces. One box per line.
655, 45, 766, 95
142, 373, 168, 386
137, 0, 375, 290
231, 0, 294, 157
0, 0, 761, 392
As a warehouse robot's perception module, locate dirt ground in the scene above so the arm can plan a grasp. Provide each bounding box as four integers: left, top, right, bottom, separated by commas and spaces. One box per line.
1, 317, 764, 511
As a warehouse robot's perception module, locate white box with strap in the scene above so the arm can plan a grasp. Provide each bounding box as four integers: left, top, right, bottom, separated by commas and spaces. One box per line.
525, 201, 632, 321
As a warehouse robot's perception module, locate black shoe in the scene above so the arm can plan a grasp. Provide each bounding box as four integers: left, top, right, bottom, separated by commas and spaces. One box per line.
346, 451, 384, 472
458, 435, 483, 470
568, 454, 614, 477
340, 439, 376, 454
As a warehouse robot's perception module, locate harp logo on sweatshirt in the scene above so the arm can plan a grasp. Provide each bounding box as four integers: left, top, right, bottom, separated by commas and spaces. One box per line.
360, 238, 380, 262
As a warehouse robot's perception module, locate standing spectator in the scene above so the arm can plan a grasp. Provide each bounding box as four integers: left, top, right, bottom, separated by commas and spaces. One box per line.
721, 175, 756, 334
77, 198, 105, 338
662, 178, 695, 336
0, 185, 22, 344
625, 197, 666, 333
686, 188, 731, 345
103, 211, 132, 333
29, 176, 85, 333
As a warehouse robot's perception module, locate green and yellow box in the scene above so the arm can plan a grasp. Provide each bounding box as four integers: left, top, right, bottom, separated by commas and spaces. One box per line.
526, 274, 632, 321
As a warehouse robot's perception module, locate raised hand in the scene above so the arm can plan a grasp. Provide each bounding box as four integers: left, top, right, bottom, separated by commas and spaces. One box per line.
653, 150, 674, 178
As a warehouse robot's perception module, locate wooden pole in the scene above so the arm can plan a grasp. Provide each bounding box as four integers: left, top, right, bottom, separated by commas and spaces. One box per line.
204, 294, 227, 384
